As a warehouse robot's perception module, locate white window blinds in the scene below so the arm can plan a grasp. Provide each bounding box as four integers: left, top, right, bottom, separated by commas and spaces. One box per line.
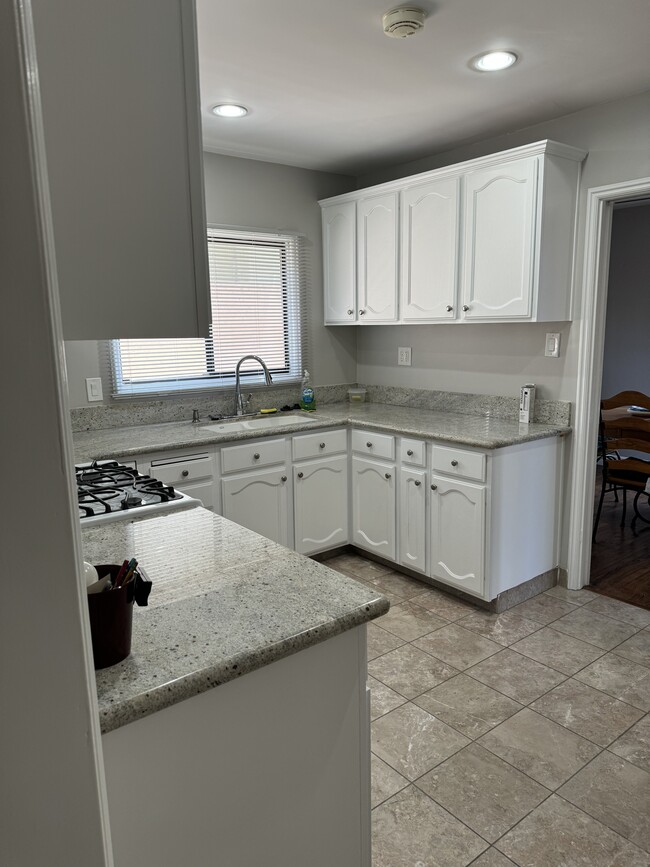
110, 228, 308, 398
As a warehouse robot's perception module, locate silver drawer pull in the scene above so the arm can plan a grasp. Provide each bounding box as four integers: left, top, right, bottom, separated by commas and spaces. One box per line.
359, 309, 366, 315
181, 470, 189, 478
347, 309, 353, 315
406, 449, 414, 456
431, 484, 437, 490
385, 473, 391, 480
451, 459, 458, 467
297, 472, 304, 478
462, 305, 470, 312
319, 442, 326, 449
366, 441, 373, 448
446, 305, 453, 312
253, 453, 260, 460
281, 475, 287, 482
414, 480, 421, 487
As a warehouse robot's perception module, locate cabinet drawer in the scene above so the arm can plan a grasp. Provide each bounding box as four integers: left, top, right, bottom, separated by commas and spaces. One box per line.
150, 453, 212, 485
292, 428, 347, 461
351, 429, 395, 461
221, 438, 286, 474
432, 445, 486, 482
400, 438, 426, 467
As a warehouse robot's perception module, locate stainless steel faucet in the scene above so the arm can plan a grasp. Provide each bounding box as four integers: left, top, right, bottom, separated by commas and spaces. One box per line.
234, 355, 273, 416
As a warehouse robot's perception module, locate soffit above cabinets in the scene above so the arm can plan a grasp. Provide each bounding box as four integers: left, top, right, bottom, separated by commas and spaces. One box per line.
196, 0, 650, 174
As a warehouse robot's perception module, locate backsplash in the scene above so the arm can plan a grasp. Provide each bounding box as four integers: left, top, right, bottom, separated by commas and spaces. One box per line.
70, 382, 571, 431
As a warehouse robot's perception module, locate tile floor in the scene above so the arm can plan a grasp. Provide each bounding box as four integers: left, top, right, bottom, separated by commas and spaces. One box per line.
325, 552, 650, 867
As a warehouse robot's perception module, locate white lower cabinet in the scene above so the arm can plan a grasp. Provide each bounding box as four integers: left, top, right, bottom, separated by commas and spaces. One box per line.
352, 456, 396, 559
399, 467, 426, 574
221, 467, 290, 547
294, 455, 349, 555
429, 475, 486, 597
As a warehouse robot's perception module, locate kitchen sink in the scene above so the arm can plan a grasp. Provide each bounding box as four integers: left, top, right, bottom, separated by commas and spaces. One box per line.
202, 413, 319, 434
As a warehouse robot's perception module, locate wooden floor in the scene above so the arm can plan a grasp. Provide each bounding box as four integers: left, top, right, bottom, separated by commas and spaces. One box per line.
590, 472, 650, 610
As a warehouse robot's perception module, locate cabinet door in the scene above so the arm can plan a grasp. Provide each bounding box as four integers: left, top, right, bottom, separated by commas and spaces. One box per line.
32, 0, 210, 339
294, 456, 349, 555
322, 202, 357, 324
221, 467, 289, 547
400, 177, 459, 321
461, 157, 538, 320
173, 479, 215, 512
351, 457, 396, 559
357, 193, 398, 322
430, 476, 485, 596
399, 467, 426, 574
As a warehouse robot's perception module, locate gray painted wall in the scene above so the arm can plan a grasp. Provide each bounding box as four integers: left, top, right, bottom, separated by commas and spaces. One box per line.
601, 203, 650, 399
64, 152, 355, 407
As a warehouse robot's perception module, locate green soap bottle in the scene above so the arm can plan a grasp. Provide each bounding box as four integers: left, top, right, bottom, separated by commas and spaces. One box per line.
300, 369, 316, 411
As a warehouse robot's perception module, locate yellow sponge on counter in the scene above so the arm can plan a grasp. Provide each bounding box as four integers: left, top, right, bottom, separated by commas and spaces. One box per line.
259, 408, 278, 414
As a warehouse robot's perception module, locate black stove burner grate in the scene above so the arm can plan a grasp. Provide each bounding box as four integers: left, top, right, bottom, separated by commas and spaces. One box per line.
76, 460, 181, 517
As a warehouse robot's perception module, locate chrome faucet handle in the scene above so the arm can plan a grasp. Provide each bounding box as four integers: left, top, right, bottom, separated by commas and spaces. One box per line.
191, 409, 200, 423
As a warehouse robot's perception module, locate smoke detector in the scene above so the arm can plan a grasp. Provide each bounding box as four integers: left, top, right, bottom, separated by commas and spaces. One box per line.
382, 6, 426, 38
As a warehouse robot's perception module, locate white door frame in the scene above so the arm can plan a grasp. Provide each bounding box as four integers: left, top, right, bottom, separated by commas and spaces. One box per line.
566, 176, 650, 589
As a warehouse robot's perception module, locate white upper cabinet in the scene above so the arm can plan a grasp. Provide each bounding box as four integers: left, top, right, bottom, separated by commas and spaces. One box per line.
400, 177, 460, 321
322, 201, 357, 324
320, 140, 586, 326
461, 157, 538, 320
357, 193, 399, 322
32, 0, 210, 339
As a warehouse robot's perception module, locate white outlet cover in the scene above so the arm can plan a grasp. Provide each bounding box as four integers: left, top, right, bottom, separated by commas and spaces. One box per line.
398, 347, 412, 366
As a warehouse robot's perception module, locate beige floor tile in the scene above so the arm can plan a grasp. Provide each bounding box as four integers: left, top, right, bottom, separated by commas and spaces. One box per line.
414, 624, 501, 671
417, 743, 549, 843
469, 850, 517, 866
368, 675, 407, 720
496, 794, 650, 867
371, 703, 469, 781
479, 707, 600, 789
509, 593, 580, 624
613, 630, 650, 667
551, 606, 638, 650
413, 674, 522, 740
574, 653, 650, 711
378, 601, 447, 641
343, 558, 392, 581
369, 644, 459, 699
559, 751, 650, 853
511, 626, 604, 675
371, 754, 408, 808
545, 585, 594, 605
466, 648, 566, 705
411, 588, 479, 621
457, 609, 542, 647
531, 678, 644, 746
372, 786, 488, 867
367, 622, 405, 661
370, 570, 430, 600
611, 714, 650, 773
584, 595, 650, 629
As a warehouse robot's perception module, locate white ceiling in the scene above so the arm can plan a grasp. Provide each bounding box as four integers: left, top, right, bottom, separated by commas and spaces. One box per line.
196, 0, 650, 176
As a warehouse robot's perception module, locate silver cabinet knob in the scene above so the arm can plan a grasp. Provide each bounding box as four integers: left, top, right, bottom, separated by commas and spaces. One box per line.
181, 469, 189, 478
407, 449, 414, 456
366, 442, 373, 448
431, 484, 437, 490
281, 475, 287, 482
347, 309, 354, 315
253, 452, 260, 460
297, 472, 304, 479
446, 305, 453, 312
359, 309, 366, 315
462, 305, 470, 312
384, 473, 391, 480
319, 442, 326, 449
414, 480, 421, 487
451, 460, 458, 467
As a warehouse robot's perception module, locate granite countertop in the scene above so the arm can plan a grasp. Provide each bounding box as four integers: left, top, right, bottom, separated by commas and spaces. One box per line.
83, 507, 388, 734
73, 403, 569, 462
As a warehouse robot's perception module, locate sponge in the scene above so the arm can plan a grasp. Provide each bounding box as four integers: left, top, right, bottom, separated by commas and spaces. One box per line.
259, 408, 278, 414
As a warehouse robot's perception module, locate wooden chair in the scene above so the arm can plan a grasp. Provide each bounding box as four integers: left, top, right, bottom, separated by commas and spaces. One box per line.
593, 391, 650, 542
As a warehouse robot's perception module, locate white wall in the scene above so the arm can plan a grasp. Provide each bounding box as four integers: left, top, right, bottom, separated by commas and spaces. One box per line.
356, 90, 650, 406
601, 203, 650, 399
64, 153, 355, 407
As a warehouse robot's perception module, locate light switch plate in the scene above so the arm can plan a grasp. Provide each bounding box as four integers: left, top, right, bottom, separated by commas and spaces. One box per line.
86, 377, 103, 402
398, 347, 412, 366
545, 333, 561, 358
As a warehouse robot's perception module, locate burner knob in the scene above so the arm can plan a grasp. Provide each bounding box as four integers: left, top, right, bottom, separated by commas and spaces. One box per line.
181, 470, 189, 477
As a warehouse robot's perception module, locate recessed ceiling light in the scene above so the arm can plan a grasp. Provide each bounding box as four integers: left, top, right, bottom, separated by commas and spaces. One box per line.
212, 103, 248, 118
471, 51, 518, 72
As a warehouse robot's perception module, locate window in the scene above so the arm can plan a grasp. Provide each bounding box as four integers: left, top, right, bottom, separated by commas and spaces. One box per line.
110, 228, 307, 398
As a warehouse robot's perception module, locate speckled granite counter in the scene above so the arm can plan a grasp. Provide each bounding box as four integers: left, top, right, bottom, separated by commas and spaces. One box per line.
83, 507, 388, 734
73, 403, 569, 462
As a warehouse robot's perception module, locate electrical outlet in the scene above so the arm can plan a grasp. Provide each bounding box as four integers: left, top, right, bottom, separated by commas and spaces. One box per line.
545, 333, 561, 358
398, 347, 412, 366
85, 377, 103, 402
